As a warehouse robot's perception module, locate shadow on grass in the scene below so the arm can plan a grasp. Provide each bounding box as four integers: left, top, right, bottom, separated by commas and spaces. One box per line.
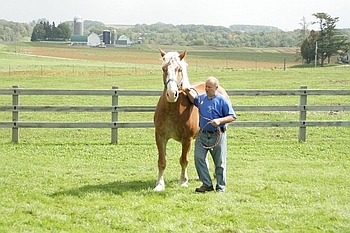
50, 179, 178, 197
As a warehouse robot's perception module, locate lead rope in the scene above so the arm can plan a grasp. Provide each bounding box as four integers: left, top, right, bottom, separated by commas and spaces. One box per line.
189, 87, 222, 150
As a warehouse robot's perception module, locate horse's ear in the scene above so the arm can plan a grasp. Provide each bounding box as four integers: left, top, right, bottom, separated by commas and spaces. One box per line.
179, 50, 187, 61
159, 48, 166, 57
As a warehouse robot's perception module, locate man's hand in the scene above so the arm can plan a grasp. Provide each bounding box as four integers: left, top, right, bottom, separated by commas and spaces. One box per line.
210, 119, 221, 127
183, 87, 195, 104
183, 87, 191, 94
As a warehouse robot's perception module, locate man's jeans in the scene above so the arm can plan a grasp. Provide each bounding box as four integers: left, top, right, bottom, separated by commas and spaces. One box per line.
194, 130, 227, 191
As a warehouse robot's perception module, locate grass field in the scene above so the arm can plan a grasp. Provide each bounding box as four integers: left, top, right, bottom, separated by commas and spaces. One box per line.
0, 43, 350, 232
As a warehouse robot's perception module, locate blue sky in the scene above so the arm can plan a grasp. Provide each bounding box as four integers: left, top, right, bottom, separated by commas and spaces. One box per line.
2, 0, 350, 31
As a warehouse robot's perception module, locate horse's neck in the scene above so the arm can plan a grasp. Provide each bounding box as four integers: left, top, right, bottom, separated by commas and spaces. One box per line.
181, 67, 191, 89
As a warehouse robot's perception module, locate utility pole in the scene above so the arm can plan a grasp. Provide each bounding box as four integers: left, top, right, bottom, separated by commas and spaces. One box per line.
314, 41, 318, 68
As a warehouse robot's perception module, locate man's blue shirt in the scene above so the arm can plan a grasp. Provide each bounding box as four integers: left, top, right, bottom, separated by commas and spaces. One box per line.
194, 93, 236, 131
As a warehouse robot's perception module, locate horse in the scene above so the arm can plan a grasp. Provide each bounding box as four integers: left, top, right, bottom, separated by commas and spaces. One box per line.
153, 48, 231, 191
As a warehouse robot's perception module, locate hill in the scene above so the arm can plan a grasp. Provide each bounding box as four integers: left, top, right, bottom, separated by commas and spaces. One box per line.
229, 24, 283, 32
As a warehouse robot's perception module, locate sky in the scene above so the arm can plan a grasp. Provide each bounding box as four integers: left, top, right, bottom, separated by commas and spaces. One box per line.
1, 0, 350, 31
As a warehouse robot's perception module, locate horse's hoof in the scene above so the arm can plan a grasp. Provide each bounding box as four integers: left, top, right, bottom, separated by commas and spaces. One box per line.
153, 185, 165, 192
179, 182, 189, 188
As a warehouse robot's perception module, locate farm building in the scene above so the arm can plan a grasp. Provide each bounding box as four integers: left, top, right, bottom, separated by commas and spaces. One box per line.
73, 15, 84, 35
115, 35, 133, 47
70, 35, 87, 46
69, 15, 135, 48
70, 32, 101, 46
87, 32, 100, 46
339, 51, 349, 63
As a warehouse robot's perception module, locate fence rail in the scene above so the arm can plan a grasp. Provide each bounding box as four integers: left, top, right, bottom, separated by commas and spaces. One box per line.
0, 85, 349, 143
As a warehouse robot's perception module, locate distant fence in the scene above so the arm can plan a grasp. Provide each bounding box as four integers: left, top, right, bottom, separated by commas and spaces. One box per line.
0, 85, 349, 143
0, 60, 292, 77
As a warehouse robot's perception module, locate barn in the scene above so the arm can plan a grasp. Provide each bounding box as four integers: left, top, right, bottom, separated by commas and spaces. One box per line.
115, 35, 133, 47
87, 32, 101, 47
70, 32, 101, 47
70, 35, 88, 46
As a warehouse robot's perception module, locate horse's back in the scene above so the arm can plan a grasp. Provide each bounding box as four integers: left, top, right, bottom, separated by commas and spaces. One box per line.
191, 82, 232, 103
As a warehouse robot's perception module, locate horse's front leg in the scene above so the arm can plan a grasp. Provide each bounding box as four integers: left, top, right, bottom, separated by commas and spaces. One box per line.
179, 138, 192, 187
154, 132, 167, 191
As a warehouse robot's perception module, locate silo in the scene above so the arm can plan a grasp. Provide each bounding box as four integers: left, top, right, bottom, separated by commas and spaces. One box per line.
111, 30, 117, 44
73, 15, 83, 35
103, 30, 111, 44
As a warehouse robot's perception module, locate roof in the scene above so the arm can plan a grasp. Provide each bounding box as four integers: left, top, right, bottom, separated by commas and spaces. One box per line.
118, 35, 129, 41
70, 35, 88, 42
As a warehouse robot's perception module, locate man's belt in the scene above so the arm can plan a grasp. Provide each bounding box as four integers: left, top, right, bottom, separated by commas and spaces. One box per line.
202, 127, 226, 134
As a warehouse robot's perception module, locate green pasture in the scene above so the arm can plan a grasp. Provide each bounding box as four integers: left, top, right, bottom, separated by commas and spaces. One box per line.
0, 43, 350, 232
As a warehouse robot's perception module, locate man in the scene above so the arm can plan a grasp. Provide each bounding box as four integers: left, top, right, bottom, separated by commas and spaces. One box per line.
184, 76, 236, 193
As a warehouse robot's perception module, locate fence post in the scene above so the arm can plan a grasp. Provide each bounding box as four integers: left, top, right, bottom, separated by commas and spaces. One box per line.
111, 86, 119, 144
298, 85, 307, 142
12, 85, 19, 142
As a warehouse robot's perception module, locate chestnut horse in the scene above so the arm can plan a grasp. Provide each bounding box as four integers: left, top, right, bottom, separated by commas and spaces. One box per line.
153, 49, 231, 191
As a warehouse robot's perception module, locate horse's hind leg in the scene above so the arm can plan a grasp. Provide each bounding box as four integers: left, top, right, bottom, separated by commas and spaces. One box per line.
154, 133, 167, 191
179, 139, 192, 187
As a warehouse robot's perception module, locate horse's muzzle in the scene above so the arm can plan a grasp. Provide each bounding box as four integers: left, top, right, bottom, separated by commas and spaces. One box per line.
166, 90, 179, 102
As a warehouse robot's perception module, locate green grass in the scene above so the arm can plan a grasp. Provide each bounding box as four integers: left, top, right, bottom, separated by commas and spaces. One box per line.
1, 128, 349, 232
0, 43, 350, 232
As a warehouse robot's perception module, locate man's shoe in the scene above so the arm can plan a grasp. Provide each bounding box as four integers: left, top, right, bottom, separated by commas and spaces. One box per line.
216, 189, 225, 193
195, 185, 214, 193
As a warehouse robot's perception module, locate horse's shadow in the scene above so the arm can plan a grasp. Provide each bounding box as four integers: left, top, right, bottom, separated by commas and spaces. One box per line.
50, 179, 162, 197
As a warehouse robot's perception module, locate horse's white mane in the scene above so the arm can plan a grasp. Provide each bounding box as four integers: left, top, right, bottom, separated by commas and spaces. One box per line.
162, 51, 191, 89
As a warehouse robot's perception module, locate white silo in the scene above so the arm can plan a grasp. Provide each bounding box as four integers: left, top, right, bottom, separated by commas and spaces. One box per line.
111, 30, 117, 44
73, 15, 83, 35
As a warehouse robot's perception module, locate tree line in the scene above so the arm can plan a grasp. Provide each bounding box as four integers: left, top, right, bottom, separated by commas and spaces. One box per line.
30, 21, 70, 41
1, 14, 349, 66
0, 19, 31, 42
123, 23, 300, 47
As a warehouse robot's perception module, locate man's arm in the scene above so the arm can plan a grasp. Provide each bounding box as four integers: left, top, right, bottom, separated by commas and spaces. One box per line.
211, 115, 236, 127
183, 88, 196, 104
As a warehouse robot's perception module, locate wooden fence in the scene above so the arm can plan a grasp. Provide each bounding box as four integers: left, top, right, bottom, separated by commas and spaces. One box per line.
0, 85, 349, 143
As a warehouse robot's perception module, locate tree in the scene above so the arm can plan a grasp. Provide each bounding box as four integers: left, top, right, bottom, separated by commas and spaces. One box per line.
57, 23, 70, 40
31, 23, 46, 41
298, 16, 310, 45
43, 21, 51, 40
51, 22, 57, 40
312, 12, 348, 66
300, 30, 318, 64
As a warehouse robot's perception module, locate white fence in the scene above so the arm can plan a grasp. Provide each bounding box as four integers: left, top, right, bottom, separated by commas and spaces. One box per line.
0, 85, 349, 143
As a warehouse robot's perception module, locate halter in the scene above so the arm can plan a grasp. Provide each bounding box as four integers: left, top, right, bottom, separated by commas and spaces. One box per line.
162, 57, 184, 90
163, 74, 183, 89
